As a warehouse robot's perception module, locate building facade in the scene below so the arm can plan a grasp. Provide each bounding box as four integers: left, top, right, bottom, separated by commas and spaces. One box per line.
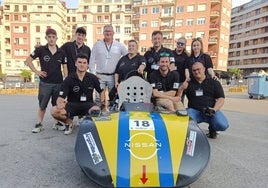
0, 0, 232, 81
228, 0, 268, 75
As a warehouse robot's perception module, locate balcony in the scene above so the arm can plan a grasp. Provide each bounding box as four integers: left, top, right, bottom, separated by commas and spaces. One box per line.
208, 37, 218, 44
159, 25, 173, 31
209, 24, 219, 31
132, 27, 140, 33
210, 11, 220, 17
132, 14, 140, 20
160, 13, 174, 19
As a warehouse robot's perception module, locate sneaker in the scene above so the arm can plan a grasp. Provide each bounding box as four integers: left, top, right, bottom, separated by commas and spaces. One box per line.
32, 123, 44, 133
64, 123, 73, 135
206, 127, 217, 139
176, 109, 188, 116
53, 121, 66, 131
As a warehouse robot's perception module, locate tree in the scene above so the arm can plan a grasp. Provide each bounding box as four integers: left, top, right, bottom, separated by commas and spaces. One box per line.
20, 69, 32, 82
228, 68, 243, 79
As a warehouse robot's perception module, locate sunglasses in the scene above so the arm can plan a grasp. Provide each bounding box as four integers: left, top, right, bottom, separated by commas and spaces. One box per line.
159, 52, 170, 57
177, 42, 185, 46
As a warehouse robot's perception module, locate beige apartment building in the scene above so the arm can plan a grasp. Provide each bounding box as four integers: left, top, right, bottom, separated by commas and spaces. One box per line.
228, 0, 268, 75
0, 0, 231, 81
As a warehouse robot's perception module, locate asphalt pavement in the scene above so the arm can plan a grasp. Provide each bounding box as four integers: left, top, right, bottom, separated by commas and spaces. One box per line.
0, 92, 267, 188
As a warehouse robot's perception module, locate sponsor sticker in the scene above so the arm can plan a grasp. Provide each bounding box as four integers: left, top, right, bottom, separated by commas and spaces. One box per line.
186, 130, 197, 157
83, 132, 103, 165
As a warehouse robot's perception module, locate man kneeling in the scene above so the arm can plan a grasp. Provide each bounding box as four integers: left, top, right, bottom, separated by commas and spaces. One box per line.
51, 53, 105, 135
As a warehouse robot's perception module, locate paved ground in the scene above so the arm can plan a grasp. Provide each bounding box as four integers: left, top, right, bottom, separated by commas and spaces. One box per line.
0, 92, 267, 188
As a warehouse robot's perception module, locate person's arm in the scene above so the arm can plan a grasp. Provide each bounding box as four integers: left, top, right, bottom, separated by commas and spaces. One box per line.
185, 68, 190, 81
213, 97, 224, 111
62, 64, 68, 79
207, 67, 217, 80
177, 80, 189, 97
89, 44, 96, 74
114, 73, 119, 88
152, 89, 180, 102
25, 56, 47, 78
56, 96, 67, 110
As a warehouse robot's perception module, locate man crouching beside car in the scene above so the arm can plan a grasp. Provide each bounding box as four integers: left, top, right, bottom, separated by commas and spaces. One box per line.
180, 62, 229, 138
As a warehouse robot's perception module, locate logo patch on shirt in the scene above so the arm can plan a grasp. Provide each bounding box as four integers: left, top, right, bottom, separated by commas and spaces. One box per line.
59, 91, 64, 96
73, 86, 80, 92
43, 55, 50, 62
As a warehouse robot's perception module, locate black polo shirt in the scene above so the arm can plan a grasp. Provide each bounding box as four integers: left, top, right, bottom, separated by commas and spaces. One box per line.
148, 70, 180, 92
172, 50, 190, 83
30, 45, 67, 84
187, 53, 213, 76
59, 72, 103, 103
115, 54, 146, 82
61, 41, 91, 75
144, 46, 175, 76
185, 77, 225, 111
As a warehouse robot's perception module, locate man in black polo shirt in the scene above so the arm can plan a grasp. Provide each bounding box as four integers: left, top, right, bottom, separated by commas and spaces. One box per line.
144, 30, 175, 77
51, 53, 105, 135
25, 28, 68, 133
147, 53, 187, 116
61, 27, 91, 75
180, 62, 229, 138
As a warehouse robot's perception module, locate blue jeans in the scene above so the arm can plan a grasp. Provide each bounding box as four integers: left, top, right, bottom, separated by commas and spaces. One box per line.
187, 108, 229, 131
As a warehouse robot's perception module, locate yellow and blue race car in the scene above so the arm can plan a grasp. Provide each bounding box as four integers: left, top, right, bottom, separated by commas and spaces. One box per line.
75, 76, 210, 188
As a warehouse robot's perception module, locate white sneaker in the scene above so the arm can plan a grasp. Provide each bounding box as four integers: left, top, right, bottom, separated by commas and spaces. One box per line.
53, 122, 66, 131
64, 123, 73, 135
32, 123, 44, 133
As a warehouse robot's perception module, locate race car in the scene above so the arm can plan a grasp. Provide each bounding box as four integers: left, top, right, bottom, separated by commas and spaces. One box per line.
75, 76, 210, 187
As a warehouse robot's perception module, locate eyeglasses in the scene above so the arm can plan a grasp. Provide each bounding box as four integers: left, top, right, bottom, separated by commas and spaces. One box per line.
159, 52, 170, 57
177, 42, 185, 46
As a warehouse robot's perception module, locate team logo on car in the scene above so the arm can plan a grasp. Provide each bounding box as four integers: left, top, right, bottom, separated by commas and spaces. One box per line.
124, 132, 161, 160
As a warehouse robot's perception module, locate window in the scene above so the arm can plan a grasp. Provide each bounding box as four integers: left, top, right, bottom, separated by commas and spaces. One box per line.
23, 38, 27, 44
255, 8, 261, 15
244, 41, 249, 46
237, 42, 241, 48
141, 21, 147, 28
151, 20, 159, 27
23, 27, 27, 33
36, 38, 41, 45
254, 19, 259, 25
239, 15, 243, 21
152, 7, 159, 14
176, 6, 183, 13
97, 16, 101, 22
140, 34, 147, 40
48, 6, 53, 11
187, 5, 194, 12
36, 26, 40, 32
23, 5, 27, 12
14, 26, 19, 33
47, 14, 51, 21
246, 21, 250, 28
5, 15, 10, 21
238, 24, 242, 29
236, 51, 240, 56
196, 31, 205, 38
22, 15, 27, 22
244, 50, 248, 55
115, 26, 120, 33
175, 19, 183, 26
197, 4, 206, 11
164, 7, 172, 15
141, 47, 147, 53
14, 38, 19, 45
97, 27, 102, 34
246, 12, 251, 18
116, 14, 120, 20
72, 17, 76, 22
253, 39, 258, 45
186, 18, 194, 26
105, 5, 109, 12
104, 16, 109, 22
124, 27, 131, 34
97, 5, 102, 12
252, 49, 257, 54
175, 33, 182, 39
84, 6, 89, 12
245, 31, 250, 37
83, 15, 87, 21
14, 5, 19, 12
36, 14, 40, 20
141, 8, 147, 14
197, 18, 205, 25
185, 32, 193, 39
14, 15, 19, 21
125, 5, 131, 11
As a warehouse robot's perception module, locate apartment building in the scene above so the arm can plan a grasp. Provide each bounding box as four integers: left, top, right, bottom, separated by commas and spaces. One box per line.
228, 0, 268, 75
0, 0, 231, 80
131, 0, 231, 71
1, 0, 67, 81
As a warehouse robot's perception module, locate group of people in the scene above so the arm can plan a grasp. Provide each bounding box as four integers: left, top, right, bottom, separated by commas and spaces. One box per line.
25, 24, 229, 138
